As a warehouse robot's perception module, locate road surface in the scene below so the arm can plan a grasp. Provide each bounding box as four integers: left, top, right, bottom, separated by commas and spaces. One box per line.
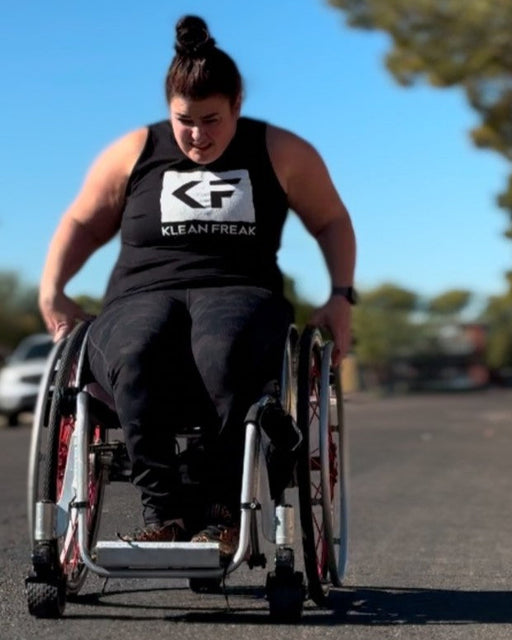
2, 388, 512, 639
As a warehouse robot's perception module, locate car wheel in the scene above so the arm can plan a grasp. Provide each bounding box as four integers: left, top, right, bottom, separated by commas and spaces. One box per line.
7, 413, 19, 427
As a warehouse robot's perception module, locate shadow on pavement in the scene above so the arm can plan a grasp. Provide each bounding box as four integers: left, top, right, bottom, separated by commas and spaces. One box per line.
65, 584, 512, 625
332, 586, 512, 625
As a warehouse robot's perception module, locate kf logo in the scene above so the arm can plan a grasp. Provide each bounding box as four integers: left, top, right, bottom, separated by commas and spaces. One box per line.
173, 178, 241, 209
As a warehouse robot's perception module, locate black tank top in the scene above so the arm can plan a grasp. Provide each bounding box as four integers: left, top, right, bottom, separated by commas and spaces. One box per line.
104, 117, 289, 305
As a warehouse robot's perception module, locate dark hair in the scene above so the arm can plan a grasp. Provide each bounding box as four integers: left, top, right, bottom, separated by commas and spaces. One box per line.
165, 15, 242, 106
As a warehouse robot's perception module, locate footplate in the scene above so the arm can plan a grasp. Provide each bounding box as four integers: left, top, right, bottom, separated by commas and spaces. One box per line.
94, 541, 221, 569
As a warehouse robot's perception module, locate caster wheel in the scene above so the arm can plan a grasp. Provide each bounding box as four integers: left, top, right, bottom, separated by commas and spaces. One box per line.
26, 578, 66, 618
266, 571, 305, 622
188, 577, 223, 593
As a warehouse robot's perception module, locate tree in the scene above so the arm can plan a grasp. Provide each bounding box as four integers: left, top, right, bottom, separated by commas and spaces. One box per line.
427, 289, 472, 317
0, 272, 45, 351
419, 288, 475, 361
74, 295, 104, 318
0, 272, 105, 353
480, 271, 512, 370
328, 0, 512, 237
352, 283, 422, 389
362, 282, 417, 311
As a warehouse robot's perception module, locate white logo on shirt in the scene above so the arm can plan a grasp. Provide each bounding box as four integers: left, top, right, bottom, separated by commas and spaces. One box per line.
160, 169, 255, 224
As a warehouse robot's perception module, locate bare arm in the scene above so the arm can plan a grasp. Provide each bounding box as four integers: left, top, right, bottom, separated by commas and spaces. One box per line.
268, 125, 356, 364
39, 127, 148, 340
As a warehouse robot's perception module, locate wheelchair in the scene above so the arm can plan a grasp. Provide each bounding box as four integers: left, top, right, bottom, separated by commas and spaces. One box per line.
25, 319, 349, 622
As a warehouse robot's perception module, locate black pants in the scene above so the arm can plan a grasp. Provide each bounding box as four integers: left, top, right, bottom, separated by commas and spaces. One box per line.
87, 286, 294, 525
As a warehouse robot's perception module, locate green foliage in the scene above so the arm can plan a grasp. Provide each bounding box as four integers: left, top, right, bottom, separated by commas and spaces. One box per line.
360, 282, 417, 311
0, 272, 45, 350
353, 283, 421, 367
428, 289, 472, 315
480, 274, 512, 369
353, 305, 420, 366
0, 272, 105, 353
74, 295, 104, 317
328, 0, 512, 235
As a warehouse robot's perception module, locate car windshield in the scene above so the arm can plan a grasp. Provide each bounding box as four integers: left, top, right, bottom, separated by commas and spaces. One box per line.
9, 337, 53, 363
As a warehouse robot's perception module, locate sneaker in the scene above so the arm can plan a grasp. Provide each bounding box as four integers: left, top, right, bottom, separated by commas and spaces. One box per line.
191, 504, 239, 562
191, 523, 240, 562
118, 520, 187, 543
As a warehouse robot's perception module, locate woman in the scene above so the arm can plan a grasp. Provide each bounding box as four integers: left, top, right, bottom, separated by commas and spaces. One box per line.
39, 16, 356, 560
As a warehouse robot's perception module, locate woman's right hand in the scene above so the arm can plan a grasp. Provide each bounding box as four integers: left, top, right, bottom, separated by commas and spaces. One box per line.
39, 290, 92, 342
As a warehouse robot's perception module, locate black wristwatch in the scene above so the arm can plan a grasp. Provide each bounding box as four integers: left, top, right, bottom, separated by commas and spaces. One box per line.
332, 285, 358, 305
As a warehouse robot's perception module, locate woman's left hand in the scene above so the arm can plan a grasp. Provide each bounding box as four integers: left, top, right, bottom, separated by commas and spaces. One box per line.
309, 295, 352, 367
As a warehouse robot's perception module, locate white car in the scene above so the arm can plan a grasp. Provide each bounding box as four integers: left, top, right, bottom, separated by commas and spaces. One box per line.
0, 333, 54, 426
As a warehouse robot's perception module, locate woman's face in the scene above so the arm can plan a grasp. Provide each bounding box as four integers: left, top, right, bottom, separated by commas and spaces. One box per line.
170, 93, 240, 164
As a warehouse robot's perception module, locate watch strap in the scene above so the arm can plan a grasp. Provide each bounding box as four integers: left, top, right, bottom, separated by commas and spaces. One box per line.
332, 286, 357, 305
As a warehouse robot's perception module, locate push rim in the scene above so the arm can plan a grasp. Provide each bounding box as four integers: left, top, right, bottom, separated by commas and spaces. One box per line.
319, 344, 347, 586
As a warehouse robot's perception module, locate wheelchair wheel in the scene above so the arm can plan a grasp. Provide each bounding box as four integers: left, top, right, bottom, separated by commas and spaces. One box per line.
296, 326, 348, 605
27, 322, 106, 617
27, 338, 67, 546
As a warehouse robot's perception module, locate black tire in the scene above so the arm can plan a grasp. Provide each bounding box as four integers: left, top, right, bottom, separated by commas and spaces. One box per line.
266, 570, 305, 622
40, 321, 105, 596
27, 338, 67, 545
296, 326, 330, 606
43, 321, 90, 500
26, 578, 66, 619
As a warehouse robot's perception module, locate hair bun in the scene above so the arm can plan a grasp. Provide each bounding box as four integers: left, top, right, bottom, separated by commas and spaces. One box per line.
175, 15, 216, 57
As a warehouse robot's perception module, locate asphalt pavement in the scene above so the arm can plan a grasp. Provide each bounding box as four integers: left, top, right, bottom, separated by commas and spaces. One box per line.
2, 388, 512, 640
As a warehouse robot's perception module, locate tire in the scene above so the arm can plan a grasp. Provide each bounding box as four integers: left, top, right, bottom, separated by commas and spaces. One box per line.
43, 322, 90, 501
27, 338, 67, 546
26, 578, 66, 618
7, 412, 19, 427
40, 321, 105, 596
297, 326, 344, 605
266, 570, 305, 622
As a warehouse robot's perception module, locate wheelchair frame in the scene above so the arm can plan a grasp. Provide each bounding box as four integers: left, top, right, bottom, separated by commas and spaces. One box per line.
25, 321, 349, 621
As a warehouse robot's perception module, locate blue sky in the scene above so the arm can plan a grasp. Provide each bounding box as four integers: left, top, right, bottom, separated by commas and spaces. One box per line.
1, 0, 510, 310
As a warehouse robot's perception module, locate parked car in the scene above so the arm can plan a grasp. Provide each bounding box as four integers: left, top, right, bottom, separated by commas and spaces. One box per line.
0, 333, 54, 426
